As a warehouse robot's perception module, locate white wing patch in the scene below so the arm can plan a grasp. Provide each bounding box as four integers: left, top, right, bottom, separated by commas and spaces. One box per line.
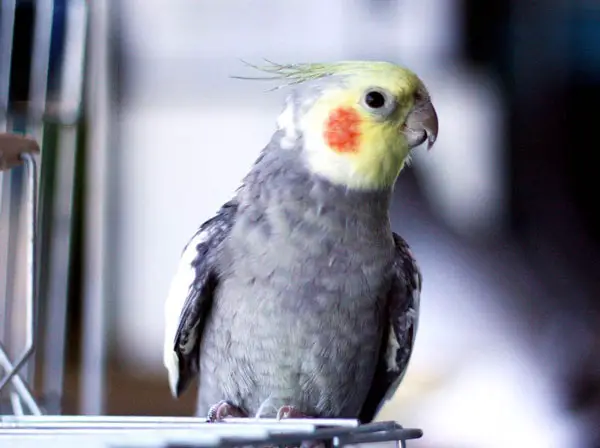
162, 229, 212, 396
385, 325, 402, 373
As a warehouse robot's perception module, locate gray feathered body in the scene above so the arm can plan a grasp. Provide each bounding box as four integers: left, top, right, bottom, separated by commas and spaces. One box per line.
197, 137, 396, 418
167, 128, 421, 424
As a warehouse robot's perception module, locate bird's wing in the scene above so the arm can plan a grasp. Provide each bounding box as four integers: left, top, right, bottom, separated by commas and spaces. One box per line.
163, 200, 238, 397
359, 232, 422, 423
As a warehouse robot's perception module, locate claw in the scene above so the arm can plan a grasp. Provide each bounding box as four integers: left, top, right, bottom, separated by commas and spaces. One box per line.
207, 400, 247, 422
276, 405, 309, 420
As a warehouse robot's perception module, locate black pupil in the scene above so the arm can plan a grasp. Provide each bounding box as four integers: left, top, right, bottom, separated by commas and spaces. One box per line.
365, 91, 385, 109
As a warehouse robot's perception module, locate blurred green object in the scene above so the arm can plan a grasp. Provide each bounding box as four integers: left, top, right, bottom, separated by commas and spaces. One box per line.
35, 117, 88, 414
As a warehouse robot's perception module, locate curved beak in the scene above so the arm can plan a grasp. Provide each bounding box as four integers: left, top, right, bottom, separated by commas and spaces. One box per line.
403, 91, 439, 150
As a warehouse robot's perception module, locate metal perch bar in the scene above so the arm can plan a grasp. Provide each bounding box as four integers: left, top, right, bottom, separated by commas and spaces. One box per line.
0, 415, 359, 427
0, 417, 422, 447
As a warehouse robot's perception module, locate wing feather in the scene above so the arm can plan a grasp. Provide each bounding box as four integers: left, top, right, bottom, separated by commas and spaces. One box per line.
359, 232, 421, 422
163, 200, 237, 397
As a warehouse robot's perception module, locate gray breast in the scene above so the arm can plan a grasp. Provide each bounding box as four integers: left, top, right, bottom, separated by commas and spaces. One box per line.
197, 148, 396, 418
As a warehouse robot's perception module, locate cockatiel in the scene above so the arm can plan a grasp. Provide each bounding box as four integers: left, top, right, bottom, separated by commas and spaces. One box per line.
163, 60, 438, 423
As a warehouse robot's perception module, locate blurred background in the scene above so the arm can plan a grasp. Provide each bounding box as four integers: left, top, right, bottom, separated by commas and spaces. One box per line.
0, 0, 599, 447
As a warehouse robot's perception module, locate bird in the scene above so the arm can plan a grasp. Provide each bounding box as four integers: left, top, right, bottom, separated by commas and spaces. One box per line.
162, 60, 438, 424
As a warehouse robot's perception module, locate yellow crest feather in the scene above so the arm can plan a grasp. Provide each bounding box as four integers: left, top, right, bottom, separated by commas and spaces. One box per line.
232, 59, 410, 90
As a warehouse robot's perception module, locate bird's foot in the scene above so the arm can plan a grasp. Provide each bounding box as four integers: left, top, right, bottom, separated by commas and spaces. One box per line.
207, 400, 248, 422
276, 405, 309, 420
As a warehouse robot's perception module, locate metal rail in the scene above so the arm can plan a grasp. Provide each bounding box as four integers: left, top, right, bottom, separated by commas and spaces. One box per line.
0, 416, 422, 448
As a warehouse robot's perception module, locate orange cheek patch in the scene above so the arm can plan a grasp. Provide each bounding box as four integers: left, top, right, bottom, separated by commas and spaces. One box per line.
323, 107, 361, 153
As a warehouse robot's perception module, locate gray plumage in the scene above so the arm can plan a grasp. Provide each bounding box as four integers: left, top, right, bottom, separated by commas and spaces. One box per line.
168, 131, 422, 422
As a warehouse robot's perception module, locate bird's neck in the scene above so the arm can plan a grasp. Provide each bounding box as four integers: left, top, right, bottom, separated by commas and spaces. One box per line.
243, 143, 394, 233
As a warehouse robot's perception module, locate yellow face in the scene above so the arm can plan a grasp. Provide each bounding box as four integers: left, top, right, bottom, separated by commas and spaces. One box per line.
297, 64, 436, 190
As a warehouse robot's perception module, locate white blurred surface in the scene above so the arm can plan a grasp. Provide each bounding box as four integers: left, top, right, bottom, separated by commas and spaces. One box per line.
115, 104, 277, 369
376, 225, 581, 448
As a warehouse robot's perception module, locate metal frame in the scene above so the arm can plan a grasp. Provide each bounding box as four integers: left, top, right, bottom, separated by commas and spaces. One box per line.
81, 0, 109, 416
0, 134, 41, 415
0, 152, 38, 394
0, 0, 88, 415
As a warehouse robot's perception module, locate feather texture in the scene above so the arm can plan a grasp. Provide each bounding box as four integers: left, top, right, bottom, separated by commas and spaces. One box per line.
163, 201, 238, 397
359, 233, 422, 422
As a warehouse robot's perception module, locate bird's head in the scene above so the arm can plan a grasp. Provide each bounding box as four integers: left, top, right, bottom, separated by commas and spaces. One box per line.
241, 60, 438, 190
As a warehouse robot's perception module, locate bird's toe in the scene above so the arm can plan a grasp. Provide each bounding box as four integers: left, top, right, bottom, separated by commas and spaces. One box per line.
207, 400, 248, 421
276, 405, 310, 420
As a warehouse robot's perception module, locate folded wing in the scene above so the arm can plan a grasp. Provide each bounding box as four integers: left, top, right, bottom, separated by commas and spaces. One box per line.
359, 232, 422, 422
163, 200, 238, 397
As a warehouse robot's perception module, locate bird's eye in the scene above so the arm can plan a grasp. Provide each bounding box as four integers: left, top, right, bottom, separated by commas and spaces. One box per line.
364, 91, 386, 109
360, 88, 396, 118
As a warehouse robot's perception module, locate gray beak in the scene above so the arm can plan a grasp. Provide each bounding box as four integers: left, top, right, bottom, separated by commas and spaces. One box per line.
403, 91, 439, 150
